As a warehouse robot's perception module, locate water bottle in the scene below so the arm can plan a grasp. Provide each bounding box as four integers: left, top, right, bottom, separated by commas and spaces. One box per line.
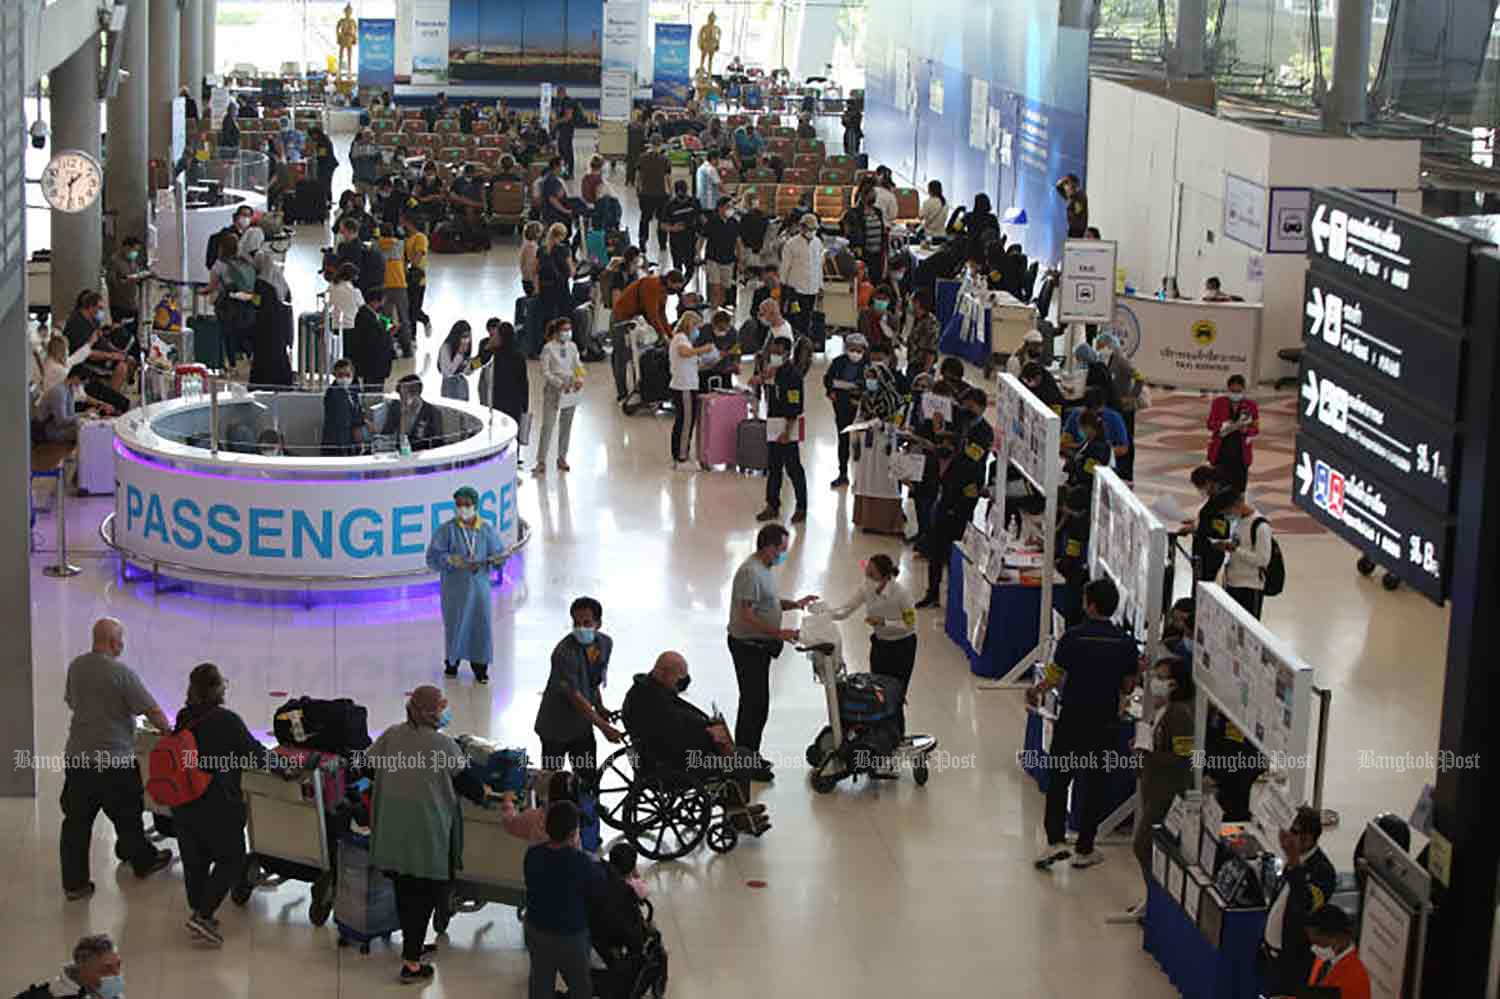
399, 432, 412, 457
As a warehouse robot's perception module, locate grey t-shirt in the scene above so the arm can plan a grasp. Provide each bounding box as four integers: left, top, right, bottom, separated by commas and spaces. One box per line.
64, 652, 160, 765
728, 555, 781, 640
534, 632, 613, 743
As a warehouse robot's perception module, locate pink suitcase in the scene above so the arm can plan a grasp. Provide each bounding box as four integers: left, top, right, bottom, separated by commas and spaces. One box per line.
698, 391, 753, 466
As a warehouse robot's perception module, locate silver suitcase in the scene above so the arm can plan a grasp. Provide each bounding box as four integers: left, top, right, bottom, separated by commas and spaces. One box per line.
76, 419, 115, 495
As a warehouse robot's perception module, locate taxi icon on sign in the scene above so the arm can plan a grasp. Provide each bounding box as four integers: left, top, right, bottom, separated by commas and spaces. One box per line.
1191, 320, 1216, 345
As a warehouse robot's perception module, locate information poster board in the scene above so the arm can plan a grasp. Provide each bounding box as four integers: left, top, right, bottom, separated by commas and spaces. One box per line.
602, 0, 643, 74
1223, 173, 1267, 251
1060, 239, 1117, 324
409, 0, 450, 85
651, 23, 692, 106
600, 70, 632, 121
1089, 466, 1167, 643
1192, 582, 1317, 802
357, 18, 396, 90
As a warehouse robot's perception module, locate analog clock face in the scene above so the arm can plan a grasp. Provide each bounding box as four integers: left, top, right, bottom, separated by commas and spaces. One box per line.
40, 150, 103, 213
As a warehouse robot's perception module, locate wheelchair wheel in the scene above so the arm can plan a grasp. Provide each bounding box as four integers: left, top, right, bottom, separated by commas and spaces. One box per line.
706, 821, 739, 854
596, 747, 636, 831
624, 773, 711, 861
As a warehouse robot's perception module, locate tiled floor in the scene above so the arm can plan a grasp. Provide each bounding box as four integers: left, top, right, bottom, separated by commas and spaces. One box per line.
6, 134, 1449, 997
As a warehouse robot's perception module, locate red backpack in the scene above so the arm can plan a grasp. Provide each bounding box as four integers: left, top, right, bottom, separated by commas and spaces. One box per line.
146, 713, 214, 808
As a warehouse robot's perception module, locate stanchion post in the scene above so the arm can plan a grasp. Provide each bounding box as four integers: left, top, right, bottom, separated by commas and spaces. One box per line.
43, 458, 82, 578
1312, 686, 1338, 828
209, 376, 219, 456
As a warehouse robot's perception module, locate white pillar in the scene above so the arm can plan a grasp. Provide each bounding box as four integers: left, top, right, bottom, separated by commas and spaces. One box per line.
1175, 0, 1207, 77
51, 34, 104, 311
202, 0, 217, 80
106, 0, 151, 243
148, 0, 180, 166
180, 0, 203, 101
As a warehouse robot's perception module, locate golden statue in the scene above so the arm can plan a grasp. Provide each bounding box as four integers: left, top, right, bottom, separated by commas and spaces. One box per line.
697, 12, 721, 75
336, 4, 358, 77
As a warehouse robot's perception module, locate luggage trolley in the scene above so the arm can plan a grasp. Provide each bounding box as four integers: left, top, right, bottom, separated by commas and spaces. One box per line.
431, 770, 542, 932
230, 752, 343, 927
620, 318, 672, 416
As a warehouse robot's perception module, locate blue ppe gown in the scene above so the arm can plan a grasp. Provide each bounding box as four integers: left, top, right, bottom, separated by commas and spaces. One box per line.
425, 517, 504, 664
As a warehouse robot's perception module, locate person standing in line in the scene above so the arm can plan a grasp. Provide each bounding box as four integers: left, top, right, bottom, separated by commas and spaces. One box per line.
172, 663, 270, 947
695, 150, 723, 213
634, 143, 671, 254
725, 525, 819, 780
919, 180, 947, 240
698, 196, 741, 310
661, 180, 701, 285
915, 427, 987, 609
533, 597, 624, 780
669, 312, 716, 467
1206, 374, 1259, 495
1218, 491, 1274, 618
519, 221, 543, 297
368, 686, 486, 984
1030, 578, 1138, 871
828, 554, 918, 734
535, 317, 583, 477
1123, 655, 1195, 922
779, 214, 824, 338
753, 334, 810, 524
427, 487, 504, 684
378, 223, 413, 354
401, 209, 432, 336
478, 319, 530, 465
438, 321, 474, 401
537, 222, 576, 329
823, 333, 868, 489
59, 618, 174, 901
523, 801, 606, 999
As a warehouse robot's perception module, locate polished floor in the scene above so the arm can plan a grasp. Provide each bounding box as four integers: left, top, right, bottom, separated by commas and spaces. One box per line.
7, 137, 1449, 997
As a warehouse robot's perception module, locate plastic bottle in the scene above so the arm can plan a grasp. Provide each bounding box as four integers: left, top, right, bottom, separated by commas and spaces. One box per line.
399, 432, 412, 457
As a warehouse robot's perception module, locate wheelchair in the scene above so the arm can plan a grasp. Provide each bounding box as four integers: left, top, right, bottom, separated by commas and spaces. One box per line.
588, 898, 670, 999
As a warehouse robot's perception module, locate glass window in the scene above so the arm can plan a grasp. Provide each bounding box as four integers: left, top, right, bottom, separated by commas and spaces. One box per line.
215, 0, 397, 77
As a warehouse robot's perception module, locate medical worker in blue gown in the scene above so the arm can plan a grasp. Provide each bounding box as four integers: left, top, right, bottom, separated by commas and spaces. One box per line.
427, 486, 505, 684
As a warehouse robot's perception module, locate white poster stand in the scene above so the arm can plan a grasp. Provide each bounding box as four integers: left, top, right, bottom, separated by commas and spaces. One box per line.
1191, 582, 1318, 805
981, 373, 1062, 688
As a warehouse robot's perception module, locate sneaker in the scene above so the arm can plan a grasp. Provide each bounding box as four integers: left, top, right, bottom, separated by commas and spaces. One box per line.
135, 849, 173, 878
443, 662, 459, 678
64, 882, 95, 901
472, 665, 489, 685
186, 913, 224, 947
915, 594, 940, 609
532, 465, 547, 478
730, 812, 772, 835
830, 476, 849, 488
754, 507, 780, 522
398, 964, 435, 984
1070, 850, 1105, 869
1034, 845, 1070, 870
790, 509, 807, 524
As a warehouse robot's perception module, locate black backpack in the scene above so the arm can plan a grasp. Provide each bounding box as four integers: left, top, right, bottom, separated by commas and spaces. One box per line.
272, 697, 372, 754
1253, 518, 1285, 597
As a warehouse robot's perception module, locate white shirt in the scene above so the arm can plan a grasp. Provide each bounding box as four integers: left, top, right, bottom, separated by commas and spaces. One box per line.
873, 186, 899, 226
669, 331, 700, 391
542, 338, 582, 390
919, 195, 947, 237
830, 578, 917, 641
327, 282, 365, 331
764, 320, 793, 346
1223, 509, 1273, 589
780, 233, 824, 295
1265, 846, 1324, 948
438, 342, 469, 378
39, 343, 93, 402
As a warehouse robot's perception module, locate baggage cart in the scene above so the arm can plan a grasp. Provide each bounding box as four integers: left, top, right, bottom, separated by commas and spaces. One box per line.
230, 753, 342, 927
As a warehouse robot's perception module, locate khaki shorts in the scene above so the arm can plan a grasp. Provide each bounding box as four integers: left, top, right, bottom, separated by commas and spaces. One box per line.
703, 259, 735, 286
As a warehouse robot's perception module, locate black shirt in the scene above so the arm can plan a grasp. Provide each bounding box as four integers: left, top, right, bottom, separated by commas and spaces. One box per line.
1051, 618, 1137, 742
701, 214, 740, 264
171, 702, 268, 814
765, 361, 805, 419
620, 674, 718, 770
739, 209, 770, 252
663, 195, 700, 241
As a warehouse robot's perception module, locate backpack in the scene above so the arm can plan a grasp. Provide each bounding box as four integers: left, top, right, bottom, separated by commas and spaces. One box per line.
1253, 517, 1285, 597
146, 711, 215, 808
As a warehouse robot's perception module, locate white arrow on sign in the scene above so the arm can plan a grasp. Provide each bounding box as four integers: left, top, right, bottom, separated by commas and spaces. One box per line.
1311, 203, 1330, 255
1305, 287, 1324, 338
1297, 452, 1314, 496
1302, 370, 1320, 416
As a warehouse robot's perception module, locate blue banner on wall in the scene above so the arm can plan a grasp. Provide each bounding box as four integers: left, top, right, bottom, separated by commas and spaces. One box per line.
652, 23, 692, 106
358, 18, 396, 89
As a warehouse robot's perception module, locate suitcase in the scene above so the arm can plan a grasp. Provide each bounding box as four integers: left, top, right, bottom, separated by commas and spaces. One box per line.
572, 303, 601, 361
269, 746, 349, 815
515, 296, 543, 358
853, 494, 905, 534
76, 419, 115, 495
334, 833, 400, 952
737, 418, 769, 473
297, 311, 327, 377
189, 317, 225, 369
584, 228, 607, 268
638, 345, 671, 404
698, 391, 752, 466
273, 697, 372, 754
285, 180, 328, 225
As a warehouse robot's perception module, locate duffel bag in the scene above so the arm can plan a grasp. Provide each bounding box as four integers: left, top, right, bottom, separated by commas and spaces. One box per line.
455, 735, 528, 793
837, 673, 902, 723
273, 696, 373, 754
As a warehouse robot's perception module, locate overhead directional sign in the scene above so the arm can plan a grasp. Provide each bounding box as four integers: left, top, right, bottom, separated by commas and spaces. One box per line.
1293, 434, 1452, 602
1302, 272, 1466, 420
1309, 189, 1476, 327
1299, 354, 1460, 512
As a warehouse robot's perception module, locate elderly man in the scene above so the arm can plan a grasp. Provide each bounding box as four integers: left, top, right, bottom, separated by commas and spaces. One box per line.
779, 213, 824, 339
33, 933, 126, 998
621, 652, 770, 834
60, 618, 174, 901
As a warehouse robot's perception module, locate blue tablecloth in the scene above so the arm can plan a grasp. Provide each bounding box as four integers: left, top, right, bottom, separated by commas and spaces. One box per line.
938, 299, 991, 365
934, 277, 960, 328
942, 547, 1040, 679
1144, 866, 1267, 999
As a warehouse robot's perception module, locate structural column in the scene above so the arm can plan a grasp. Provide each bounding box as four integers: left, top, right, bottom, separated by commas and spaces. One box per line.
202, 0, 217, 82
1323, 0, 1371, 131
50, 34, 103, 312
106, 0, 150, 244
1175, 0, 1207, 77
179, 0, 202, 105
148, 0, 179, 167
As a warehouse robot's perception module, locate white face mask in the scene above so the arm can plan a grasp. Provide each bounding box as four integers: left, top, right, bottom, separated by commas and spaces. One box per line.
336, 376, 353, 387
1149, 677, 1174, 698
1311, 945, 1338, 963
766, 354, 785, 368
559, 329, 573, 342
1228, 392, 1244, 403
455, 505, 477, 523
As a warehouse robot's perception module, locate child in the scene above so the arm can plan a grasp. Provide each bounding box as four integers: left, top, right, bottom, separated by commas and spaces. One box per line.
608, 841, 649, 900
519, 221, 543, 297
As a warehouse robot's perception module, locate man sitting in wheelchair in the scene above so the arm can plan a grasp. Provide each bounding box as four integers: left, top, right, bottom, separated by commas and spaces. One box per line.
621, 651, 771, 836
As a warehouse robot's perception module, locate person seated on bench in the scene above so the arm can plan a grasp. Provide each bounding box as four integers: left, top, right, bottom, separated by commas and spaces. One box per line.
61, 290, 132, 413
38, 366, 111, 444
620, 651, 769, 835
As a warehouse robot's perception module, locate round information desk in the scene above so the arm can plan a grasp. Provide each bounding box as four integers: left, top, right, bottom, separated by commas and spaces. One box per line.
103, 388, 524, 591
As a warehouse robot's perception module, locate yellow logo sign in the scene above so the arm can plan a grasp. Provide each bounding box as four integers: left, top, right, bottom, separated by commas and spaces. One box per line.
1192, 320, 1217, 345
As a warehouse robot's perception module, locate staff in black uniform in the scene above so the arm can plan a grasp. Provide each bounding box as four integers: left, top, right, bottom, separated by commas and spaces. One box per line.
1260, 806, 1338, 995
915, 429, 985, 609
753, 335, 809, 525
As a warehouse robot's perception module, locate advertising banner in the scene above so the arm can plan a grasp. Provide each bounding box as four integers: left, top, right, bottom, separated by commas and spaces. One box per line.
358, 19, 396, 90
652, 23, 692, 106
411, 0, 451, 85
603, 0, 643, 74
600, 70, 633, 120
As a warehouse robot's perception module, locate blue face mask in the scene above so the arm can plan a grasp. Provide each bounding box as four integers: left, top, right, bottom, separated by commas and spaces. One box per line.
95, 308, 109, 324
97, 975, 125, 999
573, 627, 596, 645
772, 552, 787, 567
437, 708, 453, 729
864, 378, 880, 392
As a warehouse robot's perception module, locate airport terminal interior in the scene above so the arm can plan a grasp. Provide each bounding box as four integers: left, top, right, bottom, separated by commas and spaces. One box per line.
3, 0, 1494, 996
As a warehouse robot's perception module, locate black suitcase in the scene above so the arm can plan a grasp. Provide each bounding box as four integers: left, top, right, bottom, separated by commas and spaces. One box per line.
515, 295, 543, 358
286, 180, 328, 225
573, 303, 604, 361
638, 344, 670, 404
273, 697, 372, 754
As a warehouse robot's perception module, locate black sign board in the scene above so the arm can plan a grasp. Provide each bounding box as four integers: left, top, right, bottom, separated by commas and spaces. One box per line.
1297, 352, 1461, 512
1308, 189, 1476, 327
1293, 433, 1453, 602
1302, 270, 1467, 422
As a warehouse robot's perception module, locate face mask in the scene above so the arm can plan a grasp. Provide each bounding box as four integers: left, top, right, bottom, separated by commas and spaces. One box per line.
1149, 677, 1174, 698
890, 271, 904, 283
1228, 392, 1244, 403
455, 505, 477, 523
97, 975, 125, 999
437, 707, 453, 729
772, 552, 787, 566
336, 376, 353, 387
235, 217, 249, 230
573, 627, 596, 645
95, 308, 109, 324
559, 329, 573, 342
767, 354, 785, 368
1311, 945, 1337, 963
873, 300, 889, 313
847, 352, 864, 363
126, 250, 139, 261
864, 378, 880, 392
675, 675, 691, 693
1097, 348, 1113, 362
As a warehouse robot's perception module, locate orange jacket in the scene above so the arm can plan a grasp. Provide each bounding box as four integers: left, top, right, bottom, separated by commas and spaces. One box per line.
1306, 948, 1372, 999
612, 275, 671, 337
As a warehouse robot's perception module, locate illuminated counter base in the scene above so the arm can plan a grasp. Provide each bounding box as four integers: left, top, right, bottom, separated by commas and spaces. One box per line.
104, 393, 523, 590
